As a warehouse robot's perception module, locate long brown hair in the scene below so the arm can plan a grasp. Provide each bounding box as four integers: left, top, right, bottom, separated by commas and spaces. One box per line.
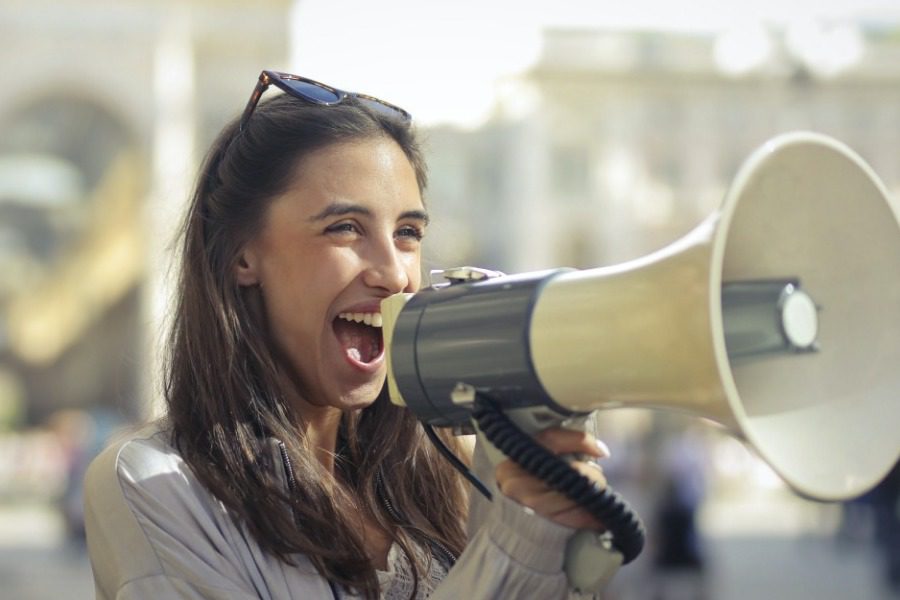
164, 93, 468, 598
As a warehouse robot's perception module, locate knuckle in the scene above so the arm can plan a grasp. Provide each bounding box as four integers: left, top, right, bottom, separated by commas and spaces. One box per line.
574, 430, 591, 445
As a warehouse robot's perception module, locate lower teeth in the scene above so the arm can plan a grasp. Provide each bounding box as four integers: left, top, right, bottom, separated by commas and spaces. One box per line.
347, 348, 362, 362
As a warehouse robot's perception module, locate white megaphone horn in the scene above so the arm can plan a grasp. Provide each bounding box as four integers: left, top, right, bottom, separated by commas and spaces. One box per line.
381, 131, 900, 587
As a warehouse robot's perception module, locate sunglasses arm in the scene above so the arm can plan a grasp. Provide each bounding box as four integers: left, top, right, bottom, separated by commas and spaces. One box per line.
239, 73, 271, 131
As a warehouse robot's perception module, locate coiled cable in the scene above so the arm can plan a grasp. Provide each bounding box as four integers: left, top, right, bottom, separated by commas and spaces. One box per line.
471, 393, 646, 564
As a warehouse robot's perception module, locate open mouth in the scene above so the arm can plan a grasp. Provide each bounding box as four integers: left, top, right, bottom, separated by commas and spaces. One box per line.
333, 312, 384, 365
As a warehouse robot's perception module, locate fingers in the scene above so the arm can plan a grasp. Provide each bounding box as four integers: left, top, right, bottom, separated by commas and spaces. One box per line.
497, 459, 608, 530
495, 428, 611, 530
572, 458, 608, 489
496, 456, 607, 505
496, 454, 608, 494
532, 428, 610, 459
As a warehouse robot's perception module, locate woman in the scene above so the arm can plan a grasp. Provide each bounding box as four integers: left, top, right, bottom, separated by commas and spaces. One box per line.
84, 71, 609, 599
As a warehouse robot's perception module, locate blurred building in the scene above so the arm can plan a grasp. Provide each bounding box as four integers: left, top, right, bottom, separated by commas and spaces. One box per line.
0, 0, 291, 425
425, 25, 900, 274
2, 7, 899, 431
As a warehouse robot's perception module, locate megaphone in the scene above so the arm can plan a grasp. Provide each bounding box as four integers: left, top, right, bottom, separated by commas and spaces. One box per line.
381, 132, 900, 589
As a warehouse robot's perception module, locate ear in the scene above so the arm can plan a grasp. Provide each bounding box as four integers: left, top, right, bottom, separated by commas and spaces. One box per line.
234, 246, 261, 287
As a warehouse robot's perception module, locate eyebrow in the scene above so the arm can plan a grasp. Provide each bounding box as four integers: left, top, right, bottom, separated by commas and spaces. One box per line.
308, 202, 430, 225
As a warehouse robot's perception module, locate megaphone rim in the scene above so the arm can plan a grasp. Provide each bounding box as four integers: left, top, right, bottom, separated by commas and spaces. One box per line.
708, 130, 900, 500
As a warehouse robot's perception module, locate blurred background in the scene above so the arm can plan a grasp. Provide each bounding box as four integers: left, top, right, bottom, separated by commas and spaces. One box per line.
0, 0, 898, 598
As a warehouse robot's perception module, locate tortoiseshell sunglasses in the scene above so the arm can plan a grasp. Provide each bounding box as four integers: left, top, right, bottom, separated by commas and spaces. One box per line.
239, 70, 412, 131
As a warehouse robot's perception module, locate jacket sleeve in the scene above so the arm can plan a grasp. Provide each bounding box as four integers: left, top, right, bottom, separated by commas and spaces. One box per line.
82, 432, 331, 600
429, 440, 577, 599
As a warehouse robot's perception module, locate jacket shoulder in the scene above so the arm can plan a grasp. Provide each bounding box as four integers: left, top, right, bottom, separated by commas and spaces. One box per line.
84, 423, 333, 599
87, 423, 189, 487
83, 423, 242, 595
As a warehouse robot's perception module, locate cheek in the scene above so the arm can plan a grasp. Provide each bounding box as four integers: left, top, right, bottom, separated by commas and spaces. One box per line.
407, 255, 423, 290
260, 263, 322, 330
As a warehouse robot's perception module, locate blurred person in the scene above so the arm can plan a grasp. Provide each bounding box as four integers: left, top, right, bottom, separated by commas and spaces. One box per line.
49, 408, 125, 543
870, 460, 900, 594
82, 71, 612, 600
47, 409, 94, 541
836, 460, 900, 595
837, 488, 877, 546
649, 429, 708, 600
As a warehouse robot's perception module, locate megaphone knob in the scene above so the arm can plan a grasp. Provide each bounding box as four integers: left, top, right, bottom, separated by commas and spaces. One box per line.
778, 286, 819, 351
430, 266, 506, 286
450, 382, 477, 406
722, 279, 821, 358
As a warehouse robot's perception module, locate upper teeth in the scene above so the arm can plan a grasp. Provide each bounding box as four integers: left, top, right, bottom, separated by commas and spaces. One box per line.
338, 312, 383, 327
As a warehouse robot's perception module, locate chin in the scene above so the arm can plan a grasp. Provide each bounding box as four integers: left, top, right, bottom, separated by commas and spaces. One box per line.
335, 379, 385, 412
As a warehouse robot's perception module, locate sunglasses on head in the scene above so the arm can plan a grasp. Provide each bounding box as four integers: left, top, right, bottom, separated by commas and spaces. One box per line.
239, 70, 412, 131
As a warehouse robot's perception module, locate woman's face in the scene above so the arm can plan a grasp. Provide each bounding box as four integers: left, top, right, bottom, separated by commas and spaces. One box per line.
236, 136, 426, 414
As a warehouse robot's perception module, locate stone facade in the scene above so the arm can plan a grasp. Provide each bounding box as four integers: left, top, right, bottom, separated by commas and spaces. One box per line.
0, 0, 291, 422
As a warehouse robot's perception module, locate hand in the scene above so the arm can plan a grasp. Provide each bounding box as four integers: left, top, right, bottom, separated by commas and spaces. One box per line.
494, 427, 610, 530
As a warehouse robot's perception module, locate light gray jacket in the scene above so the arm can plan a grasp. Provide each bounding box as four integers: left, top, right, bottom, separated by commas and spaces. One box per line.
84, 424, 578, 599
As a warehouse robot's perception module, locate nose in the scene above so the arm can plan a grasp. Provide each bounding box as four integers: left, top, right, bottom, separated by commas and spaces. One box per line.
362, 237, 413, 294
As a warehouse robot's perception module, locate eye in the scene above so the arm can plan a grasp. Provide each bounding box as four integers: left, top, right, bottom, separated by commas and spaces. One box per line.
396, 224, 425, 242
325, 221, 361, 237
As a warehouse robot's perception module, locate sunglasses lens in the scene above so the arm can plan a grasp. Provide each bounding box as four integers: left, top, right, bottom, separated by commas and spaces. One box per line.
281, 78, 342, 104
358, 97, 410, 121
266, 73, 410, 120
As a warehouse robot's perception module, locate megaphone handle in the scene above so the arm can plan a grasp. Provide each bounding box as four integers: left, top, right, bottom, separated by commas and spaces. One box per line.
470, 394, 646, 568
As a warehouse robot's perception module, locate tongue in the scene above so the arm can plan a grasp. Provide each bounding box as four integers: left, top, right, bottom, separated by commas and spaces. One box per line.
333, 319, 381, 364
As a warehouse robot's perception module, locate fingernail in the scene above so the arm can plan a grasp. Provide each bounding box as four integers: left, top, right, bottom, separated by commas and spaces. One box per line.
595, 439, 611, 458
